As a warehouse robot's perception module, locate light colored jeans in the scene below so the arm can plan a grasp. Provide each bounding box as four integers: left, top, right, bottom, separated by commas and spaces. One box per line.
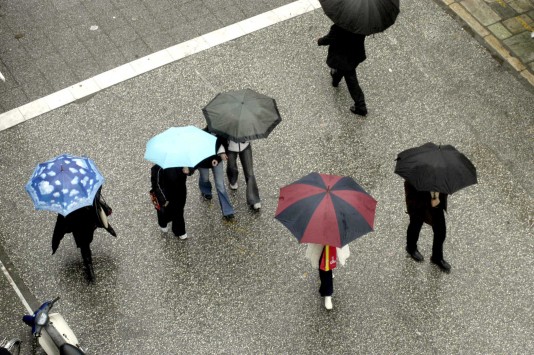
198, 163, 235, 217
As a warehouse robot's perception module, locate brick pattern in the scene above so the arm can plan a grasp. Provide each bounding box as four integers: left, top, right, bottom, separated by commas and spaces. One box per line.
442, 0, 534, 87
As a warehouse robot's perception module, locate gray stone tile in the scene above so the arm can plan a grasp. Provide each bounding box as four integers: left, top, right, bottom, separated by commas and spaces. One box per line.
82, 0, 117, 16
508, 0, 534, 13
140, 0, 176, 12
57, 6, 96, 28
90, 48, 127, 72
461, 0, 501, 25
178, 1, 212, 22
488, 22, 513, 39
146, 7, 188, 31
488, 2, 519, 18
0, 86, 29, 111
502, 14, 534, 33
0, 45, 33, 70
143, 30, 182, 52
2, 10, 35, 33
33, 53, 78, 91
127, 14, 162, 37
68, 56, 102, 81
234, 0, 273, 17
213, 5, 247, 27
167, 22, 200, 44
92, 10, 130, 33
503, 31, 534, 62
111, 0, 143, 9
203, 0, 238, 12
187, 13, 224, 37
48, 29, 93, 62
51, 0, 83, 12
18, 31, 58, 60
117, 38, 152, 61
108, 25, 140, 45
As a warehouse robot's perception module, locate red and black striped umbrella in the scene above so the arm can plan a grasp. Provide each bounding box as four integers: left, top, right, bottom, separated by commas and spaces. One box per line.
275, 173, 377, 247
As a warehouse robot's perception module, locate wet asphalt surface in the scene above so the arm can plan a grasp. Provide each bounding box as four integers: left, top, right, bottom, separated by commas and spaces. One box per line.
1, 2, 533, 354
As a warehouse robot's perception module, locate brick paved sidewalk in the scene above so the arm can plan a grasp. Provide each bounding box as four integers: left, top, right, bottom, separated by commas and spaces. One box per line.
0, 0, 293, 114
438, 0, 534, 86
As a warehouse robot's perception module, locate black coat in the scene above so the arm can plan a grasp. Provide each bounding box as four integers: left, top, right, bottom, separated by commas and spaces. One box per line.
318, 24, 366, 72
151, 165, 192, 205
195, 128, 228, 169
404, 181, 447, 226
52, 206, 97, 254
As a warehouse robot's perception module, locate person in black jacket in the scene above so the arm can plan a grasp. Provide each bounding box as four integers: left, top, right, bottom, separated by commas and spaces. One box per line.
318, 24, 368, 116
404, 181, 450, 272
52, 187, 116, 282
151, 165, 194, 239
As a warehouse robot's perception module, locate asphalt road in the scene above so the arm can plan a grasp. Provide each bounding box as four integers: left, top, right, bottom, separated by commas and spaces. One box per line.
1, 2, 533, 354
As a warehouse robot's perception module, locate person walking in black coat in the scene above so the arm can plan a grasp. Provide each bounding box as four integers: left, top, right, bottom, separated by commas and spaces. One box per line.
151, 165, 194, 239
318, 24, 368, 116
404, 181, 451, 272
52, 188, 116, 282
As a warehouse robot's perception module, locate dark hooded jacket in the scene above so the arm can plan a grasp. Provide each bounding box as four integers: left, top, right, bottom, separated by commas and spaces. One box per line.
318, 24, 366, 72
404, 181, 447, 226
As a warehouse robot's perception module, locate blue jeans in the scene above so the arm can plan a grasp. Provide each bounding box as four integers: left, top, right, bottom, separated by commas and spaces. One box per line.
198, 163, 235, 217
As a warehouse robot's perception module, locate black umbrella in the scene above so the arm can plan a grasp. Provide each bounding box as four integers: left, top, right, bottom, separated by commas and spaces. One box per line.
394, 143, 477, 194
202, 88, 282, 143
319, 0, 400, 35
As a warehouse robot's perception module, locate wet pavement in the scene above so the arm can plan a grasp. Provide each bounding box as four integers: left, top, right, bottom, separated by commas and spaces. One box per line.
1, 0, 534, 354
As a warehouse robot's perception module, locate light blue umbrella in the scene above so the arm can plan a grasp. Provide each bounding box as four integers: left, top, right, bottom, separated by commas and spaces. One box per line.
144, 126, 217, 168
25, 154, 105, 216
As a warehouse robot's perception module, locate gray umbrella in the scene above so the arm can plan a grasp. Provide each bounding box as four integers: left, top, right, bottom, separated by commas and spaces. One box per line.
319, 0, 400, 35
202, 89, 282, 143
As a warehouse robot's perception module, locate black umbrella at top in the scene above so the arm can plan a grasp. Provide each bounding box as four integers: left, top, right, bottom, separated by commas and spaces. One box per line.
394, 142, 477, 195
319, 0, 400, 35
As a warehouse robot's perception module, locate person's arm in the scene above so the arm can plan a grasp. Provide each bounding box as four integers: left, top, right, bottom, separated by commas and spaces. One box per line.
150, 165, 167, 206
317, 24, 337, 46
51, 215, 66, 254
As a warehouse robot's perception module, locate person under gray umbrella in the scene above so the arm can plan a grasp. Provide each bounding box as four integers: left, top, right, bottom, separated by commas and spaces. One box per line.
318, 24, 368, 116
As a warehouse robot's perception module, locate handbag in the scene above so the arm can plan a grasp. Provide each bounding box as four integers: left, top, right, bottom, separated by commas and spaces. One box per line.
149, 189, 161, 211
98, 194, 112, 216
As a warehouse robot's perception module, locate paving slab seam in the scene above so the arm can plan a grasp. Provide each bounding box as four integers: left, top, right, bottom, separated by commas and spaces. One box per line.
0, 0, 321, 133
436, 0, 534, 90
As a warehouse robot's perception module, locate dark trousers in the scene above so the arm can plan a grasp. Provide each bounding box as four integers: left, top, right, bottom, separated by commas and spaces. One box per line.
407, 208, 446, 260
319, 269, 333, 297
227, 145, 260, 206
79, 244, 92, 265
331, 66, 366, 109
157, 196, 186, 237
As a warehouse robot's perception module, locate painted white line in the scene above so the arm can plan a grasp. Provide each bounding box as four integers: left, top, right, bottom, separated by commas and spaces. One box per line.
0, 0, 319, 132
0, 259, 34, 314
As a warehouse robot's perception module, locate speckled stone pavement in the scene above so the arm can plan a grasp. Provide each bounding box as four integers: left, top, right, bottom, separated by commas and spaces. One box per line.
1, 1, 533, 354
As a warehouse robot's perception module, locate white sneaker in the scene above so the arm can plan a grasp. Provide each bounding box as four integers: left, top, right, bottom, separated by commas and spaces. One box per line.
324, 296, 333, 310
229, 183, 238, 190
178, 233, 188, 240
253, 202, 261, 210
160, 225, 169, 233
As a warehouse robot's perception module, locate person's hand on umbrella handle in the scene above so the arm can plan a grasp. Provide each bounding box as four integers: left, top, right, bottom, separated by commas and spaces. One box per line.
164, 201, 169, 207
220, 153, 228, 161
182, 167, 189, 175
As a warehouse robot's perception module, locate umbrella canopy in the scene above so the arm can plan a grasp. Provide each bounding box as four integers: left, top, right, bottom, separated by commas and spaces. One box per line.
275, 173, 377, 247
144, 126, 217, 169
319, 0, 400, 35
395, 142, 477, 194
202, 88, 282, 143
25, 154, 104, 216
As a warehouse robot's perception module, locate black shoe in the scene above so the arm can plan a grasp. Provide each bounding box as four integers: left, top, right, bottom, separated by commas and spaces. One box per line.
201, 193, 212, 201
223, 214, 235, 221
406, 246, 424, 262
350, 105, 368, 116
430, 257, 451, 272
330, 69, 339, 87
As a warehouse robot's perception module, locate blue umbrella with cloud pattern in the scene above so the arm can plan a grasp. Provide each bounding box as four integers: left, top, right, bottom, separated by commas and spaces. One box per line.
25, 154, 105, 216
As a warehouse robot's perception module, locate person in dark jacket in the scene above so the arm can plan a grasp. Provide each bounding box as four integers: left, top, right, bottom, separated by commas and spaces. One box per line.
52, 188, 116, 282
404, 180, 450, 272
196, 129, 235, 221
317, 24, 368, 116
151, 165, 193, 239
